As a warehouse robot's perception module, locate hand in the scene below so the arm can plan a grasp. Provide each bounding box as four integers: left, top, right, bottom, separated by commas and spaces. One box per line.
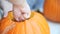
2, 0, 31, 22
13, 5, 31, 22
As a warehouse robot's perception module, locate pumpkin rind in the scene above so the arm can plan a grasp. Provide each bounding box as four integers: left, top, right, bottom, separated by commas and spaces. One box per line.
0, 11, 50, 34
44, 0, 60, 22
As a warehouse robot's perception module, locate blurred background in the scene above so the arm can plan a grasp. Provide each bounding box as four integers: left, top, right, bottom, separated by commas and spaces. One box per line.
27, 0, 44, 12
0, 0, 60, 34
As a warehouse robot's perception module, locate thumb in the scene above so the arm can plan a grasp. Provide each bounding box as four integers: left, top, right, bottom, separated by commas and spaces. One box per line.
23, 12, 31, 19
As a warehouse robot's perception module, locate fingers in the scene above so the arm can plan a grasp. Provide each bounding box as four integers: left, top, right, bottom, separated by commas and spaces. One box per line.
14, 13, 25, 22
13, 6, 25, 21
13, 4, 31, 22
13, 6, 21, 21
23, 12, 31, 19
21, 5, 31, 19
14, 15, 25, 22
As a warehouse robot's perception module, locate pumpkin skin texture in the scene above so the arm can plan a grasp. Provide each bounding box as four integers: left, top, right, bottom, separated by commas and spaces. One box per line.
0, 11, 50, 34
44, 0, 60, 22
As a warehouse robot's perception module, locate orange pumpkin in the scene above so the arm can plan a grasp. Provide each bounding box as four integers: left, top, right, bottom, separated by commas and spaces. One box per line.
0, 11, 50, 34
44, 0, 60, 22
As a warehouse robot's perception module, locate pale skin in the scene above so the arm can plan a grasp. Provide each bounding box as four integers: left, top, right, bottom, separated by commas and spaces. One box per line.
0, 0, 31, 21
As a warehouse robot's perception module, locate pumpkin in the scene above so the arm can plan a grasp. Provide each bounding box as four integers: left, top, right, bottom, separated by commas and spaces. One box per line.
0, 11, 50, 34
44, 0, 60, 22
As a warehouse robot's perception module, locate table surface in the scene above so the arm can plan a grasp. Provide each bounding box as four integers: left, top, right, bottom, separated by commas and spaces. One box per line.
47, 20, 60, 34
